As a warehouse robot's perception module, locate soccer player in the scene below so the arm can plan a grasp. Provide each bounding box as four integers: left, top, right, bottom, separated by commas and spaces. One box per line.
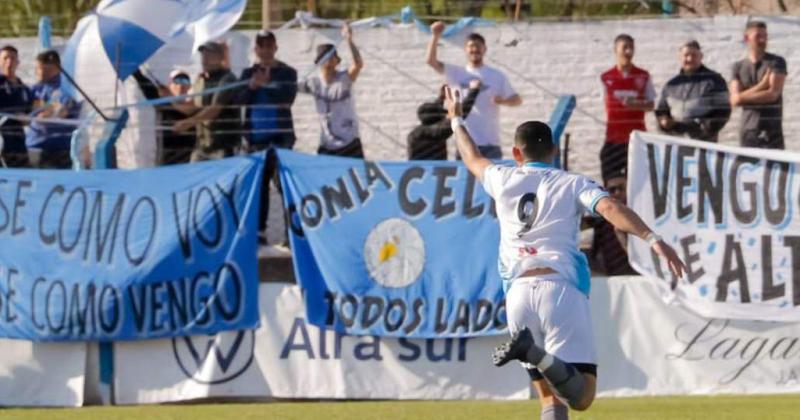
443, 87, 685, 420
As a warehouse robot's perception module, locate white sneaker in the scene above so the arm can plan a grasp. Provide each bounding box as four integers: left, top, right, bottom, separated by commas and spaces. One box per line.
258, 244, 292, 258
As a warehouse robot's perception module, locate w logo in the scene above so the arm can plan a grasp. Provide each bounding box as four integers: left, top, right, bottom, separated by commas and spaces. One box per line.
172, 330, 255, 384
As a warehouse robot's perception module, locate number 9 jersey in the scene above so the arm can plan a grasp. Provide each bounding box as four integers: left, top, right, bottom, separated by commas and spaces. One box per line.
481, 162, 609, 296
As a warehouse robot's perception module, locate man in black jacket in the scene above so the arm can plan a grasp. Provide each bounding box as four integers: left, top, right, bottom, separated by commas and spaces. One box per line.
655, 40, 730, 142
407, 80, 480, 160
237, 30, 298, 257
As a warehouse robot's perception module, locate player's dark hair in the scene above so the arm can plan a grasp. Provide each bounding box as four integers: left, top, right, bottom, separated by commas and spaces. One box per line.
614, 33, 634, 45
1, 45, 18, 55
745, 20, 767, 31
465, 32, 486, 45
514, 121, 555, 162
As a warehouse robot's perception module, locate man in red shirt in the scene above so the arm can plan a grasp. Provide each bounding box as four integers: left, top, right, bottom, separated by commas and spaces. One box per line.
599, 34, 655, 171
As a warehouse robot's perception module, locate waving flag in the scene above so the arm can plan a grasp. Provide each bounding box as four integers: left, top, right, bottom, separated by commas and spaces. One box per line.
60, 0, 246, 169
64, 0, 246, 85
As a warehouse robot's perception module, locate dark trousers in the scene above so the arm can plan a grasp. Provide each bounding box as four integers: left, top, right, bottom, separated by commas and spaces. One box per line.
741, 129, 784, 150
318, 138, 364, 158
599, 142, 629, 173
29, 149, 72, 169
251, 139, 294, 241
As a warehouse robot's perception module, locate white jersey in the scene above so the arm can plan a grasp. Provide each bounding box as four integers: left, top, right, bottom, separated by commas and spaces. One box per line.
482, 163, 609, 296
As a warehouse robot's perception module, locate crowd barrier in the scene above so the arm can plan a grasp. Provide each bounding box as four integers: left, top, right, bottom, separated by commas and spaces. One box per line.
2, 276, 799, 407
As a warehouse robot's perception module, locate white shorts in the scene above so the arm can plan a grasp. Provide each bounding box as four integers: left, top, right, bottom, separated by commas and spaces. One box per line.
505, 276, 596, 373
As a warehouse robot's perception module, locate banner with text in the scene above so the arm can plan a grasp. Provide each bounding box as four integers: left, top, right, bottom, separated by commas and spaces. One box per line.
113, 284, 530, 404
277, 151, 506, 338
0, 156, 264, 341
628, 132, 800, 321
593, 277, 800, 397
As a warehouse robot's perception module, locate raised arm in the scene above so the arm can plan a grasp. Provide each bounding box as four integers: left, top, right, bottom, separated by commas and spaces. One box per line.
594, 196, 686, 278
444, 86, 493, 180
426, 21, 446, 74
342, 24, 364, 82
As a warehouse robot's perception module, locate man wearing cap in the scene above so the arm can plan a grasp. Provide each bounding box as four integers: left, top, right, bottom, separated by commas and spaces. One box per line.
0, 44, 33, 167
655, 40, 730, 142
132, 68, 196, 164
298, 23, 365, 157
729, 21, 787, 149
237, 30, 298, 256
25, 50, 81, 169
426, 21, 521, 159
174, 41, 240, 161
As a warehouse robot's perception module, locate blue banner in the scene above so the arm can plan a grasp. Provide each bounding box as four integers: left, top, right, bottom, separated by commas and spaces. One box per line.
278, 151, 507, 338
0, 155, 264, 341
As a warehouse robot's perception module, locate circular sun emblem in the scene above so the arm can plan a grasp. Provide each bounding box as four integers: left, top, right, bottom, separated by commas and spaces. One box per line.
364, 218, 426, 288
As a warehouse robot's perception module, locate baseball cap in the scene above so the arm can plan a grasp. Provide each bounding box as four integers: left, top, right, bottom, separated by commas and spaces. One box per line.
169, 69, 191, 85
198, 41, 225, 55
314, 44, 338, 65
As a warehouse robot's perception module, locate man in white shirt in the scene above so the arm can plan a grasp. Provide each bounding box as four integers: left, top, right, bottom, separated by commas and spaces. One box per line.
444, 88, 685, 420
426, 21, 521, 159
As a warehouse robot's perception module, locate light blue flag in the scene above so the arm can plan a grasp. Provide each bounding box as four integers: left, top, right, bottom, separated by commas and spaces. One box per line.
0, 155, 265, 341
279, 151, 509, 338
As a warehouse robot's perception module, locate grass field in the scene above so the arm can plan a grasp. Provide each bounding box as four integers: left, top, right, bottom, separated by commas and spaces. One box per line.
1, 395, 797, 420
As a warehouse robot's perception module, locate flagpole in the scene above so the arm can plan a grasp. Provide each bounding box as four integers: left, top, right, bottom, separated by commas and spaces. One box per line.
262, 0, 271, 28
113, 43, 121, 109
57, 64, 113, 122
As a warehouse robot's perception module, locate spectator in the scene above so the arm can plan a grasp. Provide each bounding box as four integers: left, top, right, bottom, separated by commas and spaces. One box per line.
0, 45, 32, 167
426, 21, 521, 159
237, 29, 298, 257
298, 23, 364, 158
730, 21, 787, 149
584, 161, 636, 276
407, 80, 481, 160
174, 41, 240, 161
600, 34, 655, 171
25, 50, 81, 169
656, 40, 730, 142
132, 69, 196, 164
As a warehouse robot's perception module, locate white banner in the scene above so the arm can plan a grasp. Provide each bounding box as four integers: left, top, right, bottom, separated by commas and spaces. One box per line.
628, 131, 800, 321
594, 276, 800, 396
113, 284, 530, 404
0, 339, 86, 406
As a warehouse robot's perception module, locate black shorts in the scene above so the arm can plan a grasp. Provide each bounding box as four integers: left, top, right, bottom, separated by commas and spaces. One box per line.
526, 363, 597, 381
